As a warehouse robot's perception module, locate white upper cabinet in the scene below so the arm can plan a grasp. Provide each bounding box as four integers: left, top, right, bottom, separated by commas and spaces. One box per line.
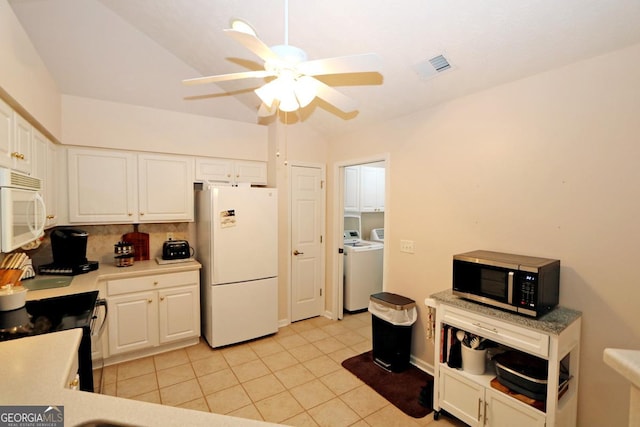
344, 166, 360, 212
0, 98, 12, 169
359, 166, 385, 212
12, 113, 33, 174
195, 157, 267, 186
138, 153, 194, 222
0, 99, 34, 174
31, 129, 58, 228
45, 139, 59, 228
68, 148, 194, 224
344, 165, 385, 213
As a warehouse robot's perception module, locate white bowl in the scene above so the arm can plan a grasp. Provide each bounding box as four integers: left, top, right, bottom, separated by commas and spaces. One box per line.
0, 285, 27, 311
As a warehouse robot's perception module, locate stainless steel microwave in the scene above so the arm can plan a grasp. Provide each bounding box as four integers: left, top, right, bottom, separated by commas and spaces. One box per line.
452, 250, 560, 317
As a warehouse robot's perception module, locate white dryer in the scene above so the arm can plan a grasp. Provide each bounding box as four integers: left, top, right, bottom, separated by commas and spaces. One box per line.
344, 230, 384, 311
370, 228, 384, 243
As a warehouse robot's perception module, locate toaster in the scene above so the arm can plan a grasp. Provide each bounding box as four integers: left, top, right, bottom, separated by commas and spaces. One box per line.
162, 240, 191, 260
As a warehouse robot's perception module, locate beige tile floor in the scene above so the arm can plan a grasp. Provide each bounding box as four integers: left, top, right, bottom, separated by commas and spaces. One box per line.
98, 312, 464, 426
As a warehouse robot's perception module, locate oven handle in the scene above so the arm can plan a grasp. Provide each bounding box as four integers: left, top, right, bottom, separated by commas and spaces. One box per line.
93, 298, 108, 338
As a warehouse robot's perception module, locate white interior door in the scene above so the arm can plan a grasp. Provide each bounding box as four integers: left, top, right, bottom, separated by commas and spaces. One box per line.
291, 165, 325, 322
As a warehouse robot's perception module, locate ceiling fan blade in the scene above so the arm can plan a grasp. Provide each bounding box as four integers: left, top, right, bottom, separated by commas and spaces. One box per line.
297, 53, 382, 76
312, 79, 358, 113
224, 29, 280, 63
258, 102, 277, 117
182, 70, 273, 85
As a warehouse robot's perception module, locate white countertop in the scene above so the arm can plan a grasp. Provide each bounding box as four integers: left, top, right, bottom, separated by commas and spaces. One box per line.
0, 329, 277, 427
604, 348, 640, 389
24, 259, 203, 300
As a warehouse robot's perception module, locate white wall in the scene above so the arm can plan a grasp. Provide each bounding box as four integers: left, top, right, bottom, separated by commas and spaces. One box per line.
269, 120, 328, 323
328, 42, 640, 427
61, 95, 267, 160
0, 0, 61, 139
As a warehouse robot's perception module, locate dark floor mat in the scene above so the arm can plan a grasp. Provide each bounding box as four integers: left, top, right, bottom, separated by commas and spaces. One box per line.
341, 351, 433, 418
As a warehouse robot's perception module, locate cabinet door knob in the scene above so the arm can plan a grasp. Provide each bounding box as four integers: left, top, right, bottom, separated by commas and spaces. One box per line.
140, 212, 145, 216
11, 152, 24, 160
128, 213, 133, 216
153, 281, 159, 285
148, 299, 153, 303
160, 296, 165, 301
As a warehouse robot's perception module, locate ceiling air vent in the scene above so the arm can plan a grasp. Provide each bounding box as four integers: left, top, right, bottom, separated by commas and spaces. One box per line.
412, 54, 454, 80
429, 55, 451, 72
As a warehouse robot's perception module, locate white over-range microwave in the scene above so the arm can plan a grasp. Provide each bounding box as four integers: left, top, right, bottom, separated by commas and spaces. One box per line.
0, 167, 46, 253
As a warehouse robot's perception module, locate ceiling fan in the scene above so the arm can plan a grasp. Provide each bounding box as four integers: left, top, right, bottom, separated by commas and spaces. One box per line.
182, 0, 382, 117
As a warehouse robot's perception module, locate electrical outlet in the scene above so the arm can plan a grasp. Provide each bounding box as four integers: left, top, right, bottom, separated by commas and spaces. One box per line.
166, 232, 174, 241
400, 239, 415, 253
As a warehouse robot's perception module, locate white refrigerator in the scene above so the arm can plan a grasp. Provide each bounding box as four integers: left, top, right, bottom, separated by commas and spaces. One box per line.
196, 186, 278, 348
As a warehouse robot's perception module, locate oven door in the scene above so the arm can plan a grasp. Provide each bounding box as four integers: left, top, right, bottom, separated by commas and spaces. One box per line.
0, 187, 46, 252
453, 259, 517, 310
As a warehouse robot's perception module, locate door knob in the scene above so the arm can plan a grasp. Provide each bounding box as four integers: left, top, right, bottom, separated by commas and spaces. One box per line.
293, 250, 304, 256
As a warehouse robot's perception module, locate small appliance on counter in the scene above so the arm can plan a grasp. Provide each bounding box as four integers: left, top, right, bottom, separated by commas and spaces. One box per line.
114, 241, 135, 267
38, 228, 99, 275
162, 240, 192, 260
452, 250, 560, 318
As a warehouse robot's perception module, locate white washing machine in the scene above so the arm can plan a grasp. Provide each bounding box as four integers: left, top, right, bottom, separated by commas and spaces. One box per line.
344, 230, 384, 311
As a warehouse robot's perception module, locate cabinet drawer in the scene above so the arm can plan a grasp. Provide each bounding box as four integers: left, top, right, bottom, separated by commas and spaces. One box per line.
442, 305, 549, 357
107, 270, 199, 295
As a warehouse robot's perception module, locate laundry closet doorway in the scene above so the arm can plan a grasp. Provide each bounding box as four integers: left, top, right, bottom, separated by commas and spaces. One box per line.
335, 155, 388, 320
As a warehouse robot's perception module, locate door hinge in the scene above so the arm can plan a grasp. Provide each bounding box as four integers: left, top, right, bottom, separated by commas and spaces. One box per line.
320, 235, 323, 243
320, 180, 324, 189
320, 288, 322, 296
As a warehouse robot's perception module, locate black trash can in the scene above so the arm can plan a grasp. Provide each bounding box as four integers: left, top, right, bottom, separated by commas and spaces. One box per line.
368, 292, 417, 372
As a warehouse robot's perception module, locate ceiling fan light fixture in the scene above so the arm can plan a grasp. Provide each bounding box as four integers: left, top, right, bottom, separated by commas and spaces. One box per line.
294, 76, 317, 108
230, 18, 257, 36
278, 89, 299, 112
255, 79, 281, 107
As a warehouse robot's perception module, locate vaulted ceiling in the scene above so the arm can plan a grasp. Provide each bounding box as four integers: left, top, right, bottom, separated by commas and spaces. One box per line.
9, 0, 640, 139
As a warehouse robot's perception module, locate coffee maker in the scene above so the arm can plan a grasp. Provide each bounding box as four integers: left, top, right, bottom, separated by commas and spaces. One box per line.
38, 229, 99, 275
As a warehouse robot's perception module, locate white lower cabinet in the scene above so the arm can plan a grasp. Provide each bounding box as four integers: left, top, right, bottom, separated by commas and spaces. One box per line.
107, 271, 200, 356
439, 365, 545, 426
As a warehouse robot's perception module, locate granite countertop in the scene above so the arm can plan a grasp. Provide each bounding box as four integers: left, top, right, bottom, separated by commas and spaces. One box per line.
604, 348, 640, 389
24, 259, 202, 300
0, 329, 276, 427
429, 289, 581, 335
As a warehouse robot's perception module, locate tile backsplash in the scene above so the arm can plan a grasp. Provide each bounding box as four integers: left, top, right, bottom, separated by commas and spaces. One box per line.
27, 223, 196, 268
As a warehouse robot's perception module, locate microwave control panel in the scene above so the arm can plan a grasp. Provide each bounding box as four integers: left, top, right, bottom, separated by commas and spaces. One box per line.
518, 273, 538, 308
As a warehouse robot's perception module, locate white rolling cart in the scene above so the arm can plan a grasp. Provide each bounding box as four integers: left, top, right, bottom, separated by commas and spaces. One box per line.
428, 290, 581, 427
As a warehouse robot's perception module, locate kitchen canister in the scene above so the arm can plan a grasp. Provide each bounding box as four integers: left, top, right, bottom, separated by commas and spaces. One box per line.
114, 241, 135, 267
461, 345, 488, 375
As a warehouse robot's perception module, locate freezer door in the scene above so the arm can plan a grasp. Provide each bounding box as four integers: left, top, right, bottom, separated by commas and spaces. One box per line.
211, 187, 278, 284
205, 278, 278, 348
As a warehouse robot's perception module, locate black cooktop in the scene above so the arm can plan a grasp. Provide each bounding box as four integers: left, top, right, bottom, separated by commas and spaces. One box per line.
0, 291, 98, 341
